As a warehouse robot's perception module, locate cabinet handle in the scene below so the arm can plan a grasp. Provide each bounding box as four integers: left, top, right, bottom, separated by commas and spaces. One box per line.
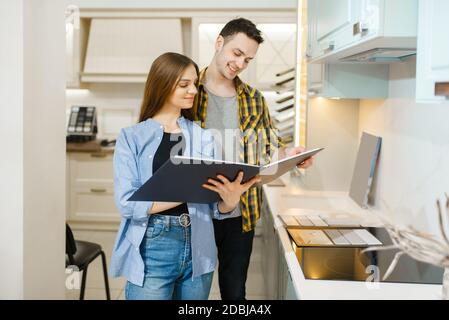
353, 22, 369, 36
90, 188, 107, 193
321, 41, 335, 52
361, 23, 369, 35
90, 153, 107, 158
435, 82, 449, 97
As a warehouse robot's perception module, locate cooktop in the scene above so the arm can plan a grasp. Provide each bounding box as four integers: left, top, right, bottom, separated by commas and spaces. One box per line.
291, 227, 444, 285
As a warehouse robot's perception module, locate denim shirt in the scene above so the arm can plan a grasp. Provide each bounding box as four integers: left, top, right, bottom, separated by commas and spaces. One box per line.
110, 117, 230, 286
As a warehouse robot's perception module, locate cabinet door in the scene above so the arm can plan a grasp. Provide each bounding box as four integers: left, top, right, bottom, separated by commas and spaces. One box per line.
69, 153, 114, 185
276, 233, 288, 300
416, 0, 449, 102
285, 271, 298, 300
67, 153, 119, 223
310, 0, 361, 58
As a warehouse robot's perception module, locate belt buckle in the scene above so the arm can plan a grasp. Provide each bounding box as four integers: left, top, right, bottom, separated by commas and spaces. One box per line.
178, 213, 191, 227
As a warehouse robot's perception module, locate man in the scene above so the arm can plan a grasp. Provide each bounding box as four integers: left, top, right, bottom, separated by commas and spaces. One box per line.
195, 18, 313, 300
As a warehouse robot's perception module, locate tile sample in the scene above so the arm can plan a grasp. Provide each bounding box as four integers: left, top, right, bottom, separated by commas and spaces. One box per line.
339, 229, 366, 245
280, 215, 300, 226
307, 215, 328, 227
324, 230, 351, 245
290, 229, 333, 246
295, 216, 314, 227
353, 229, 382, 246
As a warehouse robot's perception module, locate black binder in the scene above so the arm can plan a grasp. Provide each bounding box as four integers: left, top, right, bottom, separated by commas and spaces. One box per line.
128, 148, 324, 204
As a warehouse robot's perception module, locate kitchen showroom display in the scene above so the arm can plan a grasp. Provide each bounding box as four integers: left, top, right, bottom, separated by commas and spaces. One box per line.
272, 67, 295, 145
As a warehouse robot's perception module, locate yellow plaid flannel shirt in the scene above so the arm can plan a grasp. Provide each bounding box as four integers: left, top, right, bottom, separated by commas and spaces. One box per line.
194, 68, 284, 232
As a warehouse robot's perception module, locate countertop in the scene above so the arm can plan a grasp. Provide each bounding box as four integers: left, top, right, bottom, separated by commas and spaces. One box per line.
262, 174, 444, 300
66, 140, 114, 154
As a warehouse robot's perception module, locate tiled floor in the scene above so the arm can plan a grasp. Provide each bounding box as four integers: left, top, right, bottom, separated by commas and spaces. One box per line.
66, 228, 266, 300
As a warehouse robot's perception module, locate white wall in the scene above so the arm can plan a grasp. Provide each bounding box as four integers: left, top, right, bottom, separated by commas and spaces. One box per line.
305, 98, 360, 191
359, 57, 449, 234
0, 0, 66, 299
302, 57, 449, 236
66, 84, 144, 140
0, 0, 24, 299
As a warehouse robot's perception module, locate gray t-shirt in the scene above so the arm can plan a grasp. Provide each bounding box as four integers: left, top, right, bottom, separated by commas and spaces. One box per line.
204, 88, 240, 162
204, 87, 242, 218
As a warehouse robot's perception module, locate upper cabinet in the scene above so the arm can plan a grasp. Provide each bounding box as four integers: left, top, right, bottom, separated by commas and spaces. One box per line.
416, 0, 449, 102
308, 0, 418, 63
308, 0, 360, 60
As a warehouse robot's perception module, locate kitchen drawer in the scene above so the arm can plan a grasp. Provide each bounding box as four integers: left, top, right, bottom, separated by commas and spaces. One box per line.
69, 184, 120, 222
68, 152, 113, 184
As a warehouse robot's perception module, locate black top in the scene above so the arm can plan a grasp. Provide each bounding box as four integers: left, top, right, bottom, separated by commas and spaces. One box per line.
152, 132, 188, 216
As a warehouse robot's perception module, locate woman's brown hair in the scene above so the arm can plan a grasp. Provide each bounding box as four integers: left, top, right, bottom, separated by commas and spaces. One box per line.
138, 52, 199, 123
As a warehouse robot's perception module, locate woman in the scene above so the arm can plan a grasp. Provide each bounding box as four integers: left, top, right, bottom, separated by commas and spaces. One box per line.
109, 52, 260, 300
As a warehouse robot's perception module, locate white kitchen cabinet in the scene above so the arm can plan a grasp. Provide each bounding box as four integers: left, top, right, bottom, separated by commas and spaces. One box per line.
67, 152, 120, 225
416, 0, 449, 102
261, 190, 298, 300
308, 63, 389, 98
261, 194, 280, 299
276, 233, 289, 300
285, 270, 298, 300
308, 0, 361, 60
308, 0, 418, 63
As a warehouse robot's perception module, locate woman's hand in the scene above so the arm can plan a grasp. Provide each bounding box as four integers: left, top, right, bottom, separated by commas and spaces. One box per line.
202, 172, 261, 213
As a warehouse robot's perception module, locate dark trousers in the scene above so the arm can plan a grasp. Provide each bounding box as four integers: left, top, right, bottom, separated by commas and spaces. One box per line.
213, 216, 255, 300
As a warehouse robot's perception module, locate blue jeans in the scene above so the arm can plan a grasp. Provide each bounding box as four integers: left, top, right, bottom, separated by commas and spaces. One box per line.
125, 214, 213, 300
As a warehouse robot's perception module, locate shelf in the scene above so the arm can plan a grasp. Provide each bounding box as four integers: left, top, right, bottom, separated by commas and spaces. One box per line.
276, 119, 295, 131
275, 76, 295, 87
274, 110, 295, 123
275, 85, 295, 94
276, 94, 294, 104
274, 103, 294, 113
276, 67, 295, 77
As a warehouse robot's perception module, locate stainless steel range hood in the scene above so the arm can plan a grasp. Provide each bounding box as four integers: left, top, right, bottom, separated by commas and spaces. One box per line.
339, 48, 416, 63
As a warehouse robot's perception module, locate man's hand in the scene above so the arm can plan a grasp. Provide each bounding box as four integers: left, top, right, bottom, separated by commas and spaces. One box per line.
202, 172, 261, 213
284, 146, 314, 169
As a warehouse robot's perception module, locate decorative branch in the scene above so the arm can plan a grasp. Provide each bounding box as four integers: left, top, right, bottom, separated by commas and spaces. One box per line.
362, 194, 449, 299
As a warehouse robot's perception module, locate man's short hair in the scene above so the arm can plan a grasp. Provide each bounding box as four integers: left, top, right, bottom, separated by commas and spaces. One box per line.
219, 18, 264, 44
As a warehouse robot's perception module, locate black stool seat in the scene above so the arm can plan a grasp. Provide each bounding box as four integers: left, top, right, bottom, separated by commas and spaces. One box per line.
65, 241, 102, 271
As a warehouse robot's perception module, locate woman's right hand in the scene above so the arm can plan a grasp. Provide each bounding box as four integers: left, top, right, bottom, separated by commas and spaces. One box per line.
202, 172, 261, 213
